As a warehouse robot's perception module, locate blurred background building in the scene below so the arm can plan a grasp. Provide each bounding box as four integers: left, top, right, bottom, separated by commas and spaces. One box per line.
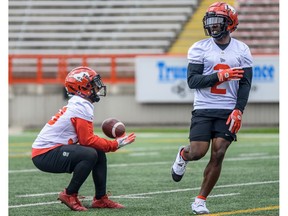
9, 0, 279, 129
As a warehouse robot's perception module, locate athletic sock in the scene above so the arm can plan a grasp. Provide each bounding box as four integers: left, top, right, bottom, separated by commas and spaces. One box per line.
180, 149, 188, 161
197, 195, 207, 200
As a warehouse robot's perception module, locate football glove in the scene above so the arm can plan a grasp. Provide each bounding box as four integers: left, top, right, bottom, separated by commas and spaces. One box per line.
217, 67, 244, 82
116, 133, 136, 148
226, 109, 242, 134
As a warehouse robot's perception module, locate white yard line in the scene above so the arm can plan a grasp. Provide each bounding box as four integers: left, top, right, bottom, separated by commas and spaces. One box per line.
9, 154, 279, 174
135, 133, 279, 139
10, 201, 59, 208
11, 180, 278, 208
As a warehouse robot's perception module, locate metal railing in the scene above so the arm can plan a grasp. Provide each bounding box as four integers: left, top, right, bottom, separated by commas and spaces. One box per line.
9, 54, 144, 85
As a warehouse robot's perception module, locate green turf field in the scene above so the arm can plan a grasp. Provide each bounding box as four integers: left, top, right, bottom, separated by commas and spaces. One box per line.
9, 128, 279, 216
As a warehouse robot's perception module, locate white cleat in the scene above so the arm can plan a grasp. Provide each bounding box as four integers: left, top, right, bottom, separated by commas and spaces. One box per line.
171, 146, 188, 182
191, 197, 210, 215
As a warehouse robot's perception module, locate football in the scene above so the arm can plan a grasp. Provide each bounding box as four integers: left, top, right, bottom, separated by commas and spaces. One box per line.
101, 118, 126, 138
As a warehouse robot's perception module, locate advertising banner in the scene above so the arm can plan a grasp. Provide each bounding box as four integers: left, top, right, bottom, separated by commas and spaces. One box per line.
135, 55, 279, 103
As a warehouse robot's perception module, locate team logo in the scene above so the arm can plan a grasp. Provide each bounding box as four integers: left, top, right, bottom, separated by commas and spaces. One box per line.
70, 71, 89, 82
63, 151, 70, 157
226, 4, 236, 14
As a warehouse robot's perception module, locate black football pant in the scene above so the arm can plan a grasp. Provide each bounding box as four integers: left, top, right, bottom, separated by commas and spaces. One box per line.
32, 144, 107, 198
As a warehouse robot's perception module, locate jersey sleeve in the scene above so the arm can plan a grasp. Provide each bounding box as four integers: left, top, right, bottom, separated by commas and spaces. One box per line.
235, 66, 253, 113
187, 39, 219, 89
235, 41, 253, 112
71, 117, 118, 152
187, 63, 219, 89
239, 41, 253, 68
187, 41, 205, 64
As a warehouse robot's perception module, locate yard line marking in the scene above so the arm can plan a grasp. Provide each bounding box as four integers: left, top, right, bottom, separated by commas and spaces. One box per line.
112, 196, 153, 199
135, 133, 278, 139
11, 193, 239, 208
9, 169, 38, 173
225, 155, 278, 161
129, 152, 159, 157
17, 192, 59, 197
9, 201, 59, 208
16, 180, 277, 198
11, 180, 278, 209
9, 140, 279, 158
207, 205, 279, 216
111, 193, 240, 199
95, 181, 277, 198
209, 193, 240, 198
9, 141, 278, 157
238, 152, 268, 157
76, 192, 241, 200
9, 155, 279, 174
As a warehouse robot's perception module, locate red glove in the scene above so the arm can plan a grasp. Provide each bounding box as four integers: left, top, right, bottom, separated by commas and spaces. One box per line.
116, 133, 136, 148
226, 109, 242, 134
217, 67, 244, 82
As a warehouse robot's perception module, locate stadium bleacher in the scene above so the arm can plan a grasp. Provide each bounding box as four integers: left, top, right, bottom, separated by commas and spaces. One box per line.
9, 0, 198, 54
9, 0, 279, 88
168, 0, 279, 55
9, 0, 279, 55
168, 0, 236, 54
232, 0, 279, 54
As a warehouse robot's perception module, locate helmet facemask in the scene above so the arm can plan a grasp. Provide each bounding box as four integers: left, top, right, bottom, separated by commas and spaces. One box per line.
203, 2, 239, 39
88, 74, 107, 103
203, 13, 230, 39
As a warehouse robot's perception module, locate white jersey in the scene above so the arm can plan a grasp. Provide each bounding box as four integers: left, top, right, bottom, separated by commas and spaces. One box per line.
187, 38, 253, 110
32, 96, 94, 149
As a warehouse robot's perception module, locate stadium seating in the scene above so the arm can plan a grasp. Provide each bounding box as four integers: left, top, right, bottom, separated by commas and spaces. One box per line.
168, 0, 279, 55
9, 0, 198, 54
168, 0, 236, 54
231, 0, 279, 54
9, 0, 279, 55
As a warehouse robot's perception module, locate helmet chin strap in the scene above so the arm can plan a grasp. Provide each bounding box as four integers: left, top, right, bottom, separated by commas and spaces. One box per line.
211, 30, 229, 40
83, 87, 99, 103
93, 96, 100, 103
88, 90, 100, 103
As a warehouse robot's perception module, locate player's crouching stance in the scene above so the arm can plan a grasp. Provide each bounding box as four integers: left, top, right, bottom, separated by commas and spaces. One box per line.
171, 2, 253, 215
31, 66, 136, 211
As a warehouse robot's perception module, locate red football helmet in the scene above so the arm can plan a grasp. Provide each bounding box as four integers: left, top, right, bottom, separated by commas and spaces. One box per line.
65, 66, 106, 103
203, 2, 239, 39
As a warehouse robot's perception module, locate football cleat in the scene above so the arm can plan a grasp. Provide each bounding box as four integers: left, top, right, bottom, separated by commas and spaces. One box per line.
171, 146, 188, 182
191, 197, 210, 214
91, 194, 124, 208
58, 189, 87, 211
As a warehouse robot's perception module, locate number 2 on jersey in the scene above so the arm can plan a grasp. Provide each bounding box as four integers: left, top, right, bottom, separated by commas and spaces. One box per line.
48, 106, 67, 125
211, 64, 230, 94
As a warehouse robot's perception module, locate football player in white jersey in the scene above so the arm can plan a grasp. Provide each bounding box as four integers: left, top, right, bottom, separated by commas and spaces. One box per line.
171, 2, 253, 214
32, 66, 136, 211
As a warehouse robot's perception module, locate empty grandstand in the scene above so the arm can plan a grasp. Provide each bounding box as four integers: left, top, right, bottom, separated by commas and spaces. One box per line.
232, 0, 279, 54
9, 0, 198, 54
9, 0, 279, 55
169, 0, 279, 54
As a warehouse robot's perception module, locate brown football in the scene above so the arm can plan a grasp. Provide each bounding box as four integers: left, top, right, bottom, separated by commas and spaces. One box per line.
101, 118, 126, 138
